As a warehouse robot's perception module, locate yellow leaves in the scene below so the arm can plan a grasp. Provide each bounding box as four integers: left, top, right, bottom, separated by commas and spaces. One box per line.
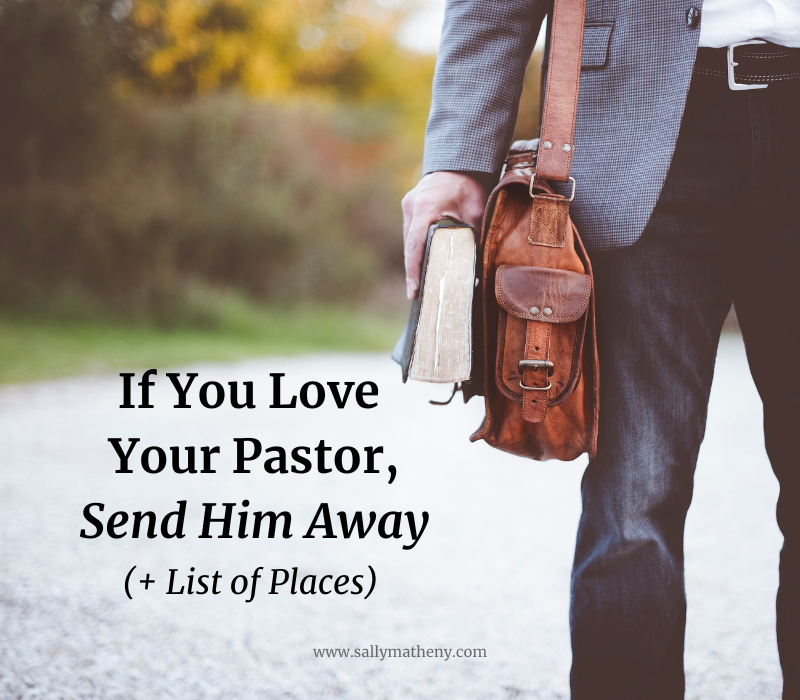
120, 0, 434, 148
131, 1, 160, 28
127, 0, 434, 105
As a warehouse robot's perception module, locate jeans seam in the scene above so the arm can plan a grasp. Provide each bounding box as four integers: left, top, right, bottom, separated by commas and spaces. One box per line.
747, 92, 781, 211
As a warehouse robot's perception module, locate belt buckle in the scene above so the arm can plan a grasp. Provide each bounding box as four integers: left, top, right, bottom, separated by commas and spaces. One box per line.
727, 40, 769, 90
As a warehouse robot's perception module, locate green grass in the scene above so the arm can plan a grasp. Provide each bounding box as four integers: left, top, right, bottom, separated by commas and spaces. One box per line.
0, 307, 406, 384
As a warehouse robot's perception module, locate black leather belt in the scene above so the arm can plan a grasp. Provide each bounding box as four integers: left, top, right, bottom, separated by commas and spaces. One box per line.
694, 40, 800, 90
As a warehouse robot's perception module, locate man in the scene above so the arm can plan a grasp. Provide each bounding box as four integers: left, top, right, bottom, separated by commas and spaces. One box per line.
401, 0, 800, 695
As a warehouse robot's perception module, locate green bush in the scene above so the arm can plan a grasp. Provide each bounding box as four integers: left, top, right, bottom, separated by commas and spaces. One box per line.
0, 96, 413, 325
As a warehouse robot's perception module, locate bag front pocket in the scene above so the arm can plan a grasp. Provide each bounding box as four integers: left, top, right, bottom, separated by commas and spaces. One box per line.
494, 265, 590, 417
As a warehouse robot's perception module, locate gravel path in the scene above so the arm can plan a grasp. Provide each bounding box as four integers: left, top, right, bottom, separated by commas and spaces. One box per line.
0, 333, 783, 699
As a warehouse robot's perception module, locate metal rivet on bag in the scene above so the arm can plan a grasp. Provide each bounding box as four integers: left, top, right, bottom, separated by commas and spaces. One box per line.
562, 143, 572, 152
542, 141, 552, 149
543, 307, 553, 316
530, 307, 540, 315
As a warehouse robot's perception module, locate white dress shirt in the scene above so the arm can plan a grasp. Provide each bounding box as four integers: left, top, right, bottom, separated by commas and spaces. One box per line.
698, 0, 800, 47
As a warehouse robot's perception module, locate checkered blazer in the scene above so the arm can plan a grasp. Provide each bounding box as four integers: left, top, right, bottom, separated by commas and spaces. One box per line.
422, 0, 703, 249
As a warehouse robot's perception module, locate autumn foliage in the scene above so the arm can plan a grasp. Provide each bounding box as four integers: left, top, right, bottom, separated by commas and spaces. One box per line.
0, 0, 435, 322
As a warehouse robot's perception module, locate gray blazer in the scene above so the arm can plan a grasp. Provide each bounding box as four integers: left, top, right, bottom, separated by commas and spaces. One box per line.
422, 0, 703, 249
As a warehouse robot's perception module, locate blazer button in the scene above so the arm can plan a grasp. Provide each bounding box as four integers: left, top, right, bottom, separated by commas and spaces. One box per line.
686, 6, 700, 27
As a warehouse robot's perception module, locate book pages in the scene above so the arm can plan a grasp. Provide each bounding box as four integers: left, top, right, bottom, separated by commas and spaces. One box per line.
409, 226, 475, 382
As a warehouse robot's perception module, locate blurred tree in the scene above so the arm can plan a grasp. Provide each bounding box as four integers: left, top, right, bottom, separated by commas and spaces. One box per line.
0, 0, 135, 182
0, 0, 434, 182
513, 48, 544, 140
0, 0, 436, 321
126, 0, 434, 105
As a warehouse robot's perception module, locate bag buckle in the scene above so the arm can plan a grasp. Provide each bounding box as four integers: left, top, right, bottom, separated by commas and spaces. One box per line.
529, 175, 576, 202
727, 40, 769, 91
519, 360, 554, 391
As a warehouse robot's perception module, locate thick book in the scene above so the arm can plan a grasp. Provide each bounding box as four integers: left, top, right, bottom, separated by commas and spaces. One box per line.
392, 221, 477, 383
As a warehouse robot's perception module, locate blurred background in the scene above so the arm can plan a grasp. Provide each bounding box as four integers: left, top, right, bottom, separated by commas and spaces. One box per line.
0, 0, 544, 384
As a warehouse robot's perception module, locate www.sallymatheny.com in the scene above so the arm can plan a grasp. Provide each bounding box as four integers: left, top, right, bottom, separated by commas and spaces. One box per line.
313, 646, 487, 661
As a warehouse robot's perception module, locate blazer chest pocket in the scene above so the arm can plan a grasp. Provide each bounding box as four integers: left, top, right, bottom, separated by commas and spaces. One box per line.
542, 21, 614, 70
581, 22, 614, 68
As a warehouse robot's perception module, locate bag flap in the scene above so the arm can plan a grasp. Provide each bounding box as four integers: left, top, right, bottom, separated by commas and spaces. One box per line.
495, 265, 590, 322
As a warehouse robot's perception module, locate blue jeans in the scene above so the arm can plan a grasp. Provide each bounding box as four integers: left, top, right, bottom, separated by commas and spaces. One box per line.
569, 72, 800, 698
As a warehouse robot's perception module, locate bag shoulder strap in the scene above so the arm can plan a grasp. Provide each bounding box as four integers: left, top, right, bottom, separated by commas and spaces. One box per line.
535, 0, 586, 183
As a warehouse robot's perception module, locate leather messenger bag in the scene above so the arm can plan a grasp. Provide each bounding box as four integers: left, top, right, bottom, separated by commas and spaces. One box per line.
464, 0, 599, 461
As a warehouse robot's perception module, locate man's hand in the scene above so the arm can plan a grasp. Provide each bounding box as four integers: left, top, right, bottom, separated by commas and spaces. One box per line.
401, 171, 492, 300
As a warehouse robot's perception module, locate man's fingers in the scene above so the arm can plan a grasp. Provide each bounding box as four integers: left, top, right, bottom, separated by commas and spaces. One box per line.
463, 200, 485, 230
404, 213, 431, 300
401, 191, 414, 243
400, 171, 491, 301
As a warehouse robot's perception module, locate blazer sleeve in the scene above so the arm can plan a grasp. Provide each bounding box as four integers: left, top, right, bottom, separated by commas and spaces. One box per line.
422, 0, 550, 176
